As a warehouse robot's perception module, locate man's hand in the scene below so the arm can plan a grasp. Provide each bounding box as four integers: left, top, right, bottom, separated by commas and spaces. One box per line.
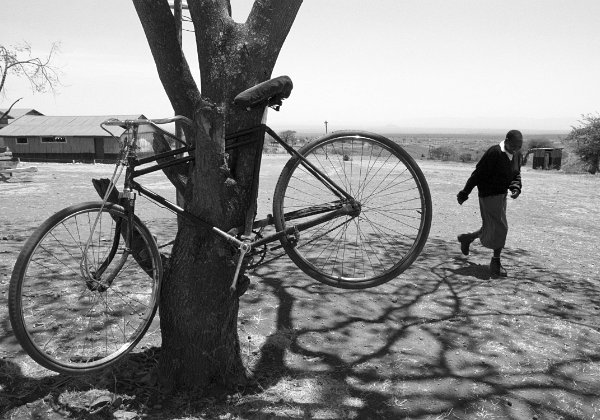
510, 188, 520, 199
457, 190, 469, 205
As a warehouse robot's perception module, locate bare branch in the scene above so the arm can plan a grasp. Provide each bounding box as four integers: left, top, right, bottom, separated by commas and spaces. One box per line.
0, 42, 61, 96
0, 97, 22, 122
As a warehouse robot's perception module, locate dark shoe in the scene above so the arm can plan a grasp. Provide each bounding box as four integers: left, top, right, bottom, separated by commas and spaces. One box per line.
457, 234, 473, 256
490, 257, 507, 278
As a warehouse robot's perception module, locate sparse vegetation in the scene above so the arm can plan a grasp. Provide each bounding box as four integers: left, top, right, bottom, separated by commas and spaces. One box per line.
383, 132, 566, 164
459, 153, 472, 162
429, 145, 456, 161
278, 130, 298, 147
564, 114, 600, 174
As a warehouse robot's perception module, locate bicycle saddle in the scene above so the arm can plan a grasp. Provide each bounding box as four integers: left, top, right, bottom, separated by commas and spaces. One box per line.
233, 75, 293, 109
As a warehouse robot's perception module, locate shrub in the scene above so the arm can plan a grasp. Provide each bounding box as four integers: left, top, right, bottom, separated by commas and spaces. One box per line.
459, 153, 472, 163
564, 114, 600, 174
430, 146, 456, 161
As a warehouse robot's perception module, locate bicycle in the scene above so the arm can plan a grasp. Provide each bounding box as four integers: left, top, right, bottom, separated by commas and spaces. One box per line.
8, 75, 432, 375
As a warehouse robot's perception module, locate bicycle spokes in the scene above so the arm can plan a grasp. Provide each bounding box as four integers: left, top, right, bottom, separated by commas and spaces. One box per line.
274, 133, 431, 288
9, 203, 161, 374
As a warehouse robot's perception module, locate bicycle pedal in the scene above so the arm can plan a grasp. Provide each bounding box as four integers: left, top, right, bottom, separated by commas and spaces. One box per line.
286, 226, 300, 247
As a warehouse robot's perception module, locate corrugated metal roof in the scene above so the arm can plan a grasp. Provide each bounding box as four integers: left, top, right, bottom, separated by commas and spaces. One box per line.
0, 115, 145, 137
0, 108, 44, 119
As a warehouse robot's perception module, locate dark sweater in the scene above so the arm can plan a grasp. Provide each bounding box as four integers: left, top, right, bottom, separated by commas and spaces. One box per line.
463, 144, 522, 197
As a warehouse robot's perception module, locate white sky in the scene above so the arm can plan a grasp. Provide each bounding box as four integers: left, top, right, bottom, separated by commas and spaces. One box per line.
2, 0, 600, 132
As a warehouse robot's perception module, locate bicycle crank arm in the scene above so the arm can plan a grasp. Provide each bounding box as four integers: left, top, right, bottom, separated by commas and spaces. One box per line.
230, 242, 252, 292
212, 227, 244, 247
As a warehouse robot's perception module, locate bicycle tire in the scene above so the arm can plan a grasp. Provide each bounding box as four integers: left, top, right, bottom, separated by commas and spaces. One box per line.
273, 131, 432, 289
8, 201, 161, 375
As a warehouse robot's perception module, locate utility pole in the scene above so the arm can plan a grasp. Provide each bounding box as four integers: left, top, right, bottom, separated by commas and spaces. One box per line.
173, 0, 183, 142
174, 0, 182, 44
171, 0, 185, 207
324, 121, 329, 159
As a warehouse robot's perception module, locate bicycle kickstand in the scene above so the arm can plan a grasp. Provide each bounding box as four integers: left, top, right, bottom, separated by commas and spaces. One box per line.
230, 241, 252, 292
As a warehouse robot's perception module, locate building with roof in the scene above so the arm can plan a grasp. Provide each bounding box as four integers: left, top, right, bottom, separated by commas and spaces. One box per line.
0, 114, 144, 163
0, 108, 44, 129
523, 147, 564, 170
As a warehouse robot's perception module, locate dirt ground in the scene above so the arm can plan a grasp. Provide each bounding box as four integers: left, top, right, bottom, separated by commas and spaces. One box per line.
0, 156, 599, 419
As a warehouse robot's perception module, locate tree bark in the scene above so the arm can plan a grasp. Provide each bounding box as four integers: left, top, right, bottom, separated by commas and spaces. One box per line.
132, 0, 302, 391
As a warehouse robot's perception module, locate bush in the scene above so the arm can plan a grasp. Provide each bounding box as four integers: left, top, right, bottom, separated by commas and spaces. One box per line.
564, 114, 600, 174
459, 153, 472, 163
430, 146, 456, 161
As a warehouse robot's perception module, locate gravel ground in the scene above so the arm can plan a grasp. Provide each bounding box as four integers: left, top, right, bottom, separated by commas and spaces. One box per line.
1, 157, 599, 419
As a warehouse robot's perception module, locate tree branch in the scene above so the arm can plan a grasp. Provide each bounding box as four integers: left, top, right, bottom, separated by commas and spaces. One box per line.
247, 0, 303, 66
186, 0, 301, 103
132, 0, 204, 191
1, 43, 61, 95
187, 0, 235, 64
0, 97, 22, 122
132, 0, 201, 121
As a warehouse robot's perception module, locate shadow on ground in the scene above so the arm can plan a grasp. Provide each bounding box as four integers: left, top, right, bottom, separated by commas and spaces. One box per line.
2, 236, 600, 419
235, 236, 600, 419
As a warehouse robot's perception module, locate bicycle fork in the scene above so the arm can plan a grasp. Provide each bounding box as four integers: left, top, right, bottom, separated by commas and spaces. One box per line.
80, 162, 134, 289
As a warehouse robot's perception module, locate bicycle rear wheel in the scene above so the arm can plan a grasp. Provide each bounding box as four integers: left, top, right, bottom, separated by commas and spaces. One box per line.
273, 131, 431, 289
8, 201, 161, 375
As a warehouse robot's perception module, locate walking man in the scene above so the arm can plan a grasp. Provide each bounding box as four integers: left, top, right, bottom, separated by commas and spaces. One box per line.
456, 130, 523, 278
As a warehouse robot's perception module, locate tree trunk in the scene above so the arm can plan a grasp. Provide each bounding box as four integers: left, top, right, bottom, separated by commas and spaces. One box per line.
132, 0, 302, 391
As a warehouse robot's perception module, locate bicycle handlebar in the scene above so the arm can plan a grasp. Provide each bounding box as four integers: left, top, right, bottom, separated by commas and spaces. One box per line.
102, 115, 194, 128
101, 115, 194, 147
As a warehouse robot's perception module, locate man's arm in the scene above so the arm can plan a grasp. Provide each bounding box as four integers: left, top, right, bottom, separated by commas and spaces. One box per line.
458, 148, 494, 202
509, 152, 523, 198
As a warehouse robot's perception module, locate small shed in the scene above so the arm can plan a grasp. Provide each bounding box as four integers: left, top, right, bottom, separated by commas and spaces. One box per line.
0, 114, 144, 163
524, 147, 563, 170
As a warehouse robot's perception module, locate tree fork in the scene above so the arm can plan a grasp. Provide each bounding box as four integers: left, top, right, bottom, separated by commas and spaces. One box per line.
132, 0, 302, 391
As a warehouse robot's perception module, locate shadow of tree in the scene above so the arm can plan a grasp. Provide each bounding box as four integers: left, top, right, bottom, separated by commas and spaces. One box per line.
449, 261, 491, 280
2, 234, 600, 419
235, 235, 600, 419
0, 346, 164, 417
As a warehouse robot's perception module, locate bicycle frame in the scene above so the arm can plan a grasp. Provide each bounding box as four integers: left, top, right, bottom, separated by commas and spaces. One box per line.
116, 123, 359, 272
8, 74, 433, 376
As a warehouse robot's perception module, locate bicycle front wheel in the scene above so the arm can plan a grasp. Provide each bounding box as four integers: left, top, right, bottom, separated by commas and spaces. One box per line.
8, 202, 161, 375
273, 131, 432, 289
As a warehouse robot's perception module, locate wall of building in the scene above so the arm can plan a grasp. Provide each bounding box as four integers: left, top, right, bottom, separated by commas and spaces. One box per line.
0, 135, 121, 163
531, 148, 562, 170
